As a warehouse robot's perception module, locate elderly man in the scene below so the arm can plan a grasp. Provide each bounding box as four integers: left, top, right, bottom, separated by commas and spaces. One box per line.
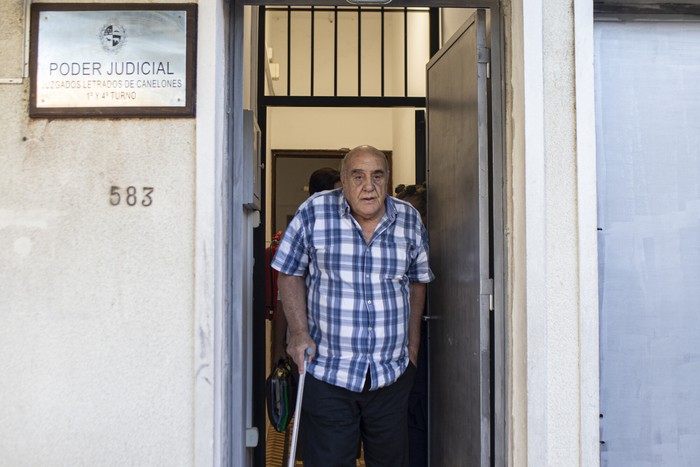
272, 145, 434, 467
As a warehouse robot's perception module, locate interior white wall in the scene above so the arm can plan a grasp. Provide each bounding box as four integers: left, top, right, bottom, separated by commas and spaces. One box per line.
441, 8, 477, 43
406, 10, 431, 96
265, 107, 417, 239
392, 108, 417, 186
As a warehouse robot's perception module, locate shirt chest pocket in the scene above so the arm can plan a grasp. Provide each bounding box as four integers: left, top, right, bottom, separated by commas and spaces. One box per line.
381, 240, 414, 279
309, 242, 341, 278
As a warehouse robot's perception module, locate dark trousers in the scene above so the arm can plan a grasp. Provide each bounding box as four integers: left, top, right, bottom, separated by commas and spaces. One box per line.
299, 364, 417, 467
408, 323, 429, 467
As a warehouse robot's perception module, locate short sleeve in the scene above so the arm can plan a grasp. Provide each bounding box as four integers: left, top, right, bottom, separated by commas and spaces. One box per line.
271, 211, 310, 277
406, 222, 435, 284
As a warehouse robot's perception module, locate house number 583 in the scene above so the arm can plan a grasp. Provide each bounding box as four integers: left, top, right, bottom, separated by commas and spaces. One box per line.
109, 186, 154, 207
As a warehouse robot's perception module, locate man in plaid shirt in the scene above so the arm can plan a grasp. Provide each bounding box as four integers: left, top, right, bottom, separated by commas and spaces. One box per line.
272, 145, 434, 467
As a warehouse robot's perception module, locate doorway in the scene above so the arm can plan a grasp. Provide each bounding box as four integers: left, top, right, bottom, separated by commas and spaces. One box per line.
240, 2, 507, 466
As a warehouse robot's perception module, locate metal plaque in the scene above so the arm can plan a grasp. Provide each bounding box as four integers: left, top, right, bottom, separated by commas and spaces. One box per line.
30, 3, 197, 117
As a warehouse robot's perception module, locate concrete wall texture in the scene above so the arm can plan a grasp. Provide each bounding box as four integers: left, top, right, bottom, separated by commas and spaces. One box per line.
509, 0, 599, 465
0, 0, 197, 464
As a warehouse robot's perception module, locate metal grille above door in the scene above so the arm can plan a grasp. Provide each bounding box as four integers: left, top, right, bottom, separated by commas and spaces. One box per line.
263, 6, 430, 106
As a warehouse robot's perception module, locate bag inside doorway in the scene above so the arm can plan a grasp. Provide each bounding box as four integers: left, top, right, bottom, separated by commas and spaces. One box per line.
266, 358, 297, 432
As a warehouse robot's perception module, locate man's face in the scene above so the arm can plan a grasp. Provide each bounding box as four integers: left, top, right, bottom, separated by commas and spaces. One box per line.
341, 151, 388, 222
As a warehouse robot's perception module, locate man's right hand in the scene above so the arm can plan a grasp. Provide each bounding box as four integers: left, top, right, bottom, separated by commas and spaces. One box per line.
287, 332, 316, 373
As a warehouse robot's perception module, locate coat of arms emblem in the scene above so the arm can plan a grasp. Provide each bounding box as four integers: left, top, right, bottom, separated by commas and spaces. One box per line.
100, 24, 126, 52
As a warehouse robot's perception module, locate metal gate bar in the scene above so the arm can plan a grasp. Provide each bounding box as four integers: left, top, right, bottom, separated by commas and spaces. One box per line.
311, 5, 315, 96
264, 6, 428, 98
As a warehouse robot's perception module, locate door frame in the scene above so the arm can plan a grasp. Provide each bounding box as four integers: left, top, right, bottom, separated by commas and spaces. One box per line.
225, 1, 508, 466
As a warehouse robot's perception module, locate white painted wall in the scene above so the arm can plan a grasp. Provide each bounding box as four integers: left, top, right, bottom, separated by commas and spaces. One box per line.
508, 0, 599, 465
0, 0, 205, 465
194, 0, 227, 465
1, 121, 195, 467
0, 0, 24, 80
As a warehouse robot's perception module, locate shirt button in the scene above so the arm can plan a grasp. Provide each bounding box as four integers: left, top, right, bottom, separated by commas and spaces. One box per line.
368, 327, 373, 332
366, 274, 370, 278
367, 300, 372, 304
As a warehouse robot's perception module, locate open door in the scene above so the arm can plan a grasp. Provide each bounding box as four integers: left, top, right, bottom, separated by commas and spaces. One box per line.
426, 9, 491, 466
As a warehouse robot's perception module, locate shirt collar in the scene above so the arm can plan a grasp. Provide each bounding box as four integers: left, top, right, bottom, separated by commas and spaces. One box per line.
339, 191, 351, 217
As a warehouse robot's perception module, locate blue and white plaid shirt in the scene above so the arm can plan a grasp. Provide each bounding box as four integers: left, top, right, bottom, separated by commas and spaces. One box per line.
272, 188, 434, 392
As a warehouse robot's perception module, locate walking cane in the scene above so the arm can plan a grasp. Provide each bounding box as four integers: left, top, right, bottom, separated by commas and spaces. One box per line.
288, 347, 313, 467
